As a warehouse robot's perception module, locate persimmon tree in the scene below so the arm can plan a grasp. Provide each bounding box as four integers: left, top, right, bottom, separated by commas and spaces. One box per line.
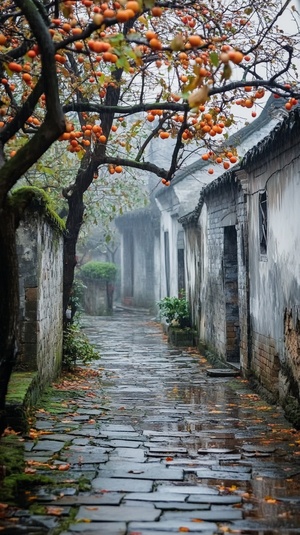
0, 0, 299, 421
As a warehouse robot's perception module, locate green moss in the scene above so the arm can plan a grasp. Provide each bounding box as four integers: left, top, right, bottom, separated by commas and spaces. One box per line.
51, 506, 78, 535
38, 387, 79, 415
282, 396, 300, 429
0, 435, 53, 503
78, 475, 91, 492
6, 372, 37, 404
6, 372, 40, 432
8, 186, 66, 234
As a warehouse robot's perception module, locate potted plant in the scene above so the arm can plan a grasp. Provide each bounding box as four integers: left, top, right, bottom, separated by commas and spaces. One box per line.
157, 294, 195, 346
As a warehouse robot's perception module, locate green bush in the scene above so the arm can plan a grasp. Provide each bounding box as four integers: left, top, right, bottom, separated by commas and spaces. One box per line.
158, 295, 191, 328
80, 261, 117, 282
63, 322, 100, 370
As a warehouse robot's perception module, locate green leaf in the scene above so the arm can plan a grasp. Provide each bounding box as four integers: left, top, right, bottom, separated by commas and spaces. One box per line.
209, 52, 219, 67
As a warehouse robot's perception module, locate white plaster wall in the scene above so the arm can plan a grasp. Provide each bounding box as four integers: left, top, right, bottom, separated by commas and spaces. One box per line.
248, 145, 300, 357
157, 110, 284, 303
198, 204, 208, 340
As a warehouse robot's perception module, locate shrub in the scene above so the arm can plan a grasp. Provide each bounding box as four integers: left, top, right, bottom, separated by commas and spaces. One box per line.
157, 295, 191, 328
63, 321, 100, 370
80, 261, 117, 282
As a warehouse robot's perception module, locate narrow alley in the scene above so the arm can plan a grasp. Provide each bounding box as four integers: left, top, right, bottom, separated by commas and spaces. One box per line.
3, 310, 300, 535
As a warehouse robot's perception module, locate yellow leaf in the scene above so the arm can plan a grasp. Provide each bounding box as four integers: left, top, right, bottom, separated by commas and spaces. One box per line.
170, 34, 185, 51
188, 86, 209, 109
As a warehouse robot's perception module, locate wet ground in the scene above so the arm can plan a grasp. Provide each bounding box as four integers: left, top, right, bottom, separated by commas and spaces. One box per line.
2, 310, 300, 534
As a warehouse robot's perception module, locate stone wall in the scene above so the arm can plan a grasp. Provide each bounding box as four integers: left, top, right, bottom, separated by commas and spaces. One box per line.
190, 178, 248, 367
81, 279, 114, 315
16, 210, 63, 387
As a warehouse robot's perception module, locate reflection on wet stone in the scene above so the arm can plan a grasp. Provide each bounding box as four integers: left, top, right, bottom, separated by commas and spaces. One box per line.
10, 311, 300, 535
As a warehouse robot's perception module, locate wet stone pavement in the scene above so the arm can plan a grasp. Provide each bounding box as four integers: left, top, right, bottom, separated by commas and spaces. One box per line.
3, 310, 300, 535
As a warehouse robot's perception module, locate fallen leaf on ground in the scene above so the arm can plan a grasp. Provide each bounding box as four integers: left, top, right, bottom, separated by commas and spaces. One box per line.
58, 464, 70, 471
45, 506, 64, 516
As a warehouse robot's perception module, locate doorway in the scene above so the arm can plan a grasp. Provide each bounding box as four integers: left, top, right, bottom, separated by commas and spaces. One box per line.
223, 226, 240, 363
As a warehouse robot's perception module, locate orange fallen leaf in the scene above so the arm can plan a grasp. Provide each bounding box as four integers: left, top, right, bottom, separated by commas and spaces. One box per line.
58, 464, 70, 471
179, 528, 190, 532
165, 457, 173, 461
45, 506, 64, 516
1, 427, 20, 436
264, 497, 278, 504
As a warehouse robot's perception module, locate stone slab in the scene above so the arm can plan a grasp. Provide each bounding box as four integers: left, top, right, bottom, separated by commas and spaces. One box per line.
61, 454, 108, 464
69, 429, 100, 438
63, 522, 126, 533
146, 447, 188, 455
109, 448, 145, 460
124, 492, 188, 502
242, 444, 276, 453
143, 430, 191, 437
197, 448, 237, 455
32, 440, 65, 452
100, 424, 136, 432
216, 464, 251, 473
46, 493, 125, 506
76, 505, 161, 522
102, 461, 155, 471
128, 520, 218, 532
187, 494, 242, 504
196, 469, 251, 480
125, 532, 215, 535
92, 477, 153, 492
166, 459, 216, 467
67, 446, 110, 454
206, 369, 240, 377
96, 467, 184, 480
156, 485, 219, 495
151, 502, 210, 511
161, 509, 243, 521
71, 438, 91, 446
103, 440, 143, 448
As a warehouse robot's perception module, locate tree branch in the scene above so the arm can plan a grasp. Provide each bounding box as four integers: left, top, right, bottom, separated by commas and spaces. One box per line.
99, 156, 169, 179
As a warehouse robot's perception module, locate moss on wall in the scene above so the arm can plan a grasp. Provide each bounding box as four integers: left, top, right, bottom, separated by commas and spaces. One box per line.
9, 186, 65, 234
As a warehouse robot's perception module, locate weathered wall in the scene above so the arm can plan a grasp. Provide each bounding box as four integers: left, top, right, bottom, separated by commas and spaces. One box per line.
117, 209, 157, 309
247, 133, 300, 402
16, 211, 63, 387
184, 223, 201, 329
81, 279, 113, 315
186, 178, 248, 366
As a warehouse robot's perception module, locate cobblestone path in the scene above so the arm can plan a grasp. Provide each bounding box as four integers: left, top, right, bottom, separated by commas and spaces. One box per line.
2, 310, 300, 534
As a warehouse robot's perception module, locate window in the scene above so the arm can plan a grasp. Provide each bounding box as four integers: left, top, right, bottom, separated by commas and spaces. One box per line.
259, 191, 267, 255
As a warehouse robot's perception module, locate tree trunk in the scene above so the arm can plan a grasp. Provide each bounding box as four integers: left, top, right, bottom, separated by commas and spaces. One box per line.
63, 188, 85, 322
0, 209, 19, 432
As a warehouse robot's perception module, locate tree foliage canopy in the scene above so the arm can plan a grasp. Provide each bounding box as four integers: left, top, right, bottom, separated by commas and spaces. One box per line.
0, 0, 299, 192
